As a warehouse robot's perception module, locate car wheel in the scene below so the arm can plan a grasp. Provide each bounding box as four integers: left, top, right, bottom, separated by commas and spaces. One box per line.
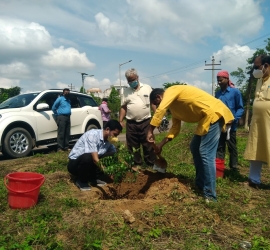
3, 128, 33, 158
86, 124, 99, 131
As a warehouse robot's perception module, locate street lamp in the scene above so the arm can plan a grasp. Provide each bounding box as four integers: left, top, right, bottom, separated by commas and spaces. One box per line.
119, 60, 132, 95
78, 72, 94, 93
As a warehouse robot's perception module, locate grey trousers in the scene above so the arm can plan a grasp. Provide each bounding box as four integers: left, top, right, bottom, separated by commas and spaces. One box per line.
56, 115, 70, 150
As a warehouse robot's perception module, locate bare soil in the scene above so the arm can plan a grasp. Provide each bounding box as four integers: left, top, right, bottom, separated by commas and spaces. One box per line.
69, 170, 192, 210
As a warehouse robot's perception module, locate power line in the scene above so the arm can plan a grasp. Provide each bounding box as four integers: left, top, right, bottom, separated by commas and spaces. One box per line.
140, 33, 270, 80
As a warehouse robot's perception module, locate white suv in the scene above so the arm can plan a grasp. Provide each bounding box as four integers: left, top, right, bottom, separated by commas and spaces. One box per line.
0, 89, 103, 158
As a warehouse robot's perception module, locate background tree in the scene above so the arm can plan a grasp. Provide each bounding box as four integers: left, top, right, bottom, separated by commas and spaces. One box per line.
162, 81, 187, 89
108, 87, 121, 119
89, 93, 101, 106
79, 86, 86, 94
230, 39, 270, 129
230, 67, 247, 103
0, 86, 21, 103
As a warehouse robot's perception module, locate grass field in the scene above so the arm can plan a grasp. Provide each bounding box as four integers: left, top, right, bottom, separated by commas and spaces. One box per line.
0, 123, 270, 250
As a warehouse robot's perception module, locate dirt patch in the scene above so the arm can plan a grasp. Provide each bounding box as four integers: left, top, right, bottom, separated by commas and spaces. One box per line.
65, 170, 192, 206
100, 171, 189, 200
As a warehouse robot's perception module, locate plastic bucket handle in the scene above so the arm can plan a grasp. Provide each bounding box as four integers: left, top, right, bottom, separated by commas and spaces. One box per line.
4, 176, 45, 194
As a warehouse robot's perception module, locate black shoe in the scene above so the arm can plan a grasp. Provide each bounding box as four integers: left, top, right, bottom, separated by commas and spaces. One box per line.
76, 180, 91, 191
248, 179, 260, 189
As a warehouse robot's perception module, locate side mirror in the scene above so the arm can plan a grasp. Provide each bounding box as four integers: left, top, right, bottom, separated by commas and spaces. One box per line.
36, 103, 49, 110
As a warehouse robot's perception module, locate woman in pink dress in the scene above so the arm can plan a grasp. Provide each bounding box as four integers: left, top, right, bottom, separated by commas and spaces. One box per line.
99, 98, 111, 128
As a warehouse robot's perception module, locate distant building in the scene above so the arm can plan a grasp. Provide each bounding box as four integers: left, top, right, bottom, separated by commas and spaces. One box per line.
86, 84, 128, 98
86, 88, 103, 98
110, 84, 128, 95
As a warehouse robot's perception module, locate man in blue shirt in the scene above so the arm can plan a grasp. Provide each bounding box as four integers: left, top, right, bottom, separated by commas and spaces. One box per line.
52, 88, 71, 152
215, 70, 244, 170
67, 120, 122, 191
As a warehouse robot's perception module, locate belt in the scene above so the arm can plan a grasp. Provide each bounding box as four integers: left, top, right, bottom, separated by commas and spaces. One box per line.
59, 114, 70, 117
126, 118, 150, 124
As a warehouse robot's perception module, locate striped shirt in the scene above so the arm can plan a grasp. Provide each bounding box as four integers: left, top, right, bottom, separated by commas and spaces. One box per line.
68, 129, 116, 160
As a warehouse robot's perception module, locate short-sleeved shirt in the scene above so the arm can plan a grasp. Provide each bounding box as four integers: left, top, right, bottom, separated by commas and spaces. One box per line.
52, 96, 71, 116
68, 129, 116, 160
121, 82, 152, 122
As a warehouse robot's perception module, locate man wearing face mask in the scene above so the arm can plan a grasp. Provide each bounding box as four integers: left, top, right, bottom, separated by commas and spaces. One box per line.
244, 54, 270, 188
119, 68, 156, 171
52, 88, 71, 152
215, 70, 244, 171
67, 120, 122, 191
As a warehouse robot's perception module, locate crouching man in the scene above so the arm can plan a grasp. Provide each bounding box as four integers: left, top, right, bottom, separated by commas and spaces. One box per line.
67, 120, 122, 191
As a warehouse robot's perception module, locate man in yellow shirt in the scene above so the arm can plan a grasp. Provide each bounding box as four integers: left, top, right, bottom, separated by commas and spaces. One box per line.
147, 86, 234, 201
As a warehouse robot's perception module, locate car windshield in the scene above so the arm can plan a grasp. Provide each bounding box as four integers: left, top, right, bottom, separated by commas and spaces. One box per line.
0, 93, 39, 109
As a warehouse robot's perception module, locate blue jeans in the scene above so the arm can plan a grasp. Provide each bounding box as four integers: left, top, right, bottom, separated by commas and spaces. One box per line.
190, 119, 222, 201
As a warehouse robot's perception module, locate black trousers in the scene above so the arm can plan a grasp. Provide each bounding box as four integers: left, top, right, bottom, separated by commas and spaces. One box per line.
56, 115, 70, 150
126, 118, 156, 166
67, 153, 113, 182
216, 131, 238, 169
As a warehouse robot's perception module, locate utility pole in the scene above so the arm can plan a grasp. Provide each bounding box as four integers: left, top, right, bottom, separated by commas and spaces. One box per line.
119, 60, 132, 96
78, 72, 94, 93
68, 83, 75, 91
204, 56, 221, 96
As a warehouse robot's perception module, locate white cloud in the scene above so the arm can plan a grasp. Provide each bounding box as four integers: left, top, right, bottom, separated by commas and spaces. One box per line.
190, 80, 212, 94
0, 62, 30, 78
126, 0, 263, 45
41, 46, 95, 69
0, 0, 266, 95
213, 44, 255, 73
0, 78, 20, 89
84, 77, 112, 90
22, 81, 51, 93
0, 18, 52, 61
56, 81, 70, 90
95, 12, 125, 40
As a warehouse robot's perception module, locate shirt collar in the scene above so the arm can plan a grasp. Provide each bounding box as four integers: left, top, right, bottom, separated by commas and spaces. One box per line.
221, 86, 231, 93
99, 129, 104, 142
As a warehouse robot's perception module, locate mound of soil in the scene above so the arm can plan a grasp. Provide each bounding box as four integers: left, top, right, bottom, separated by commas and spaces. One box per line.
102, 170, 189, 200
69, 170, 191, 202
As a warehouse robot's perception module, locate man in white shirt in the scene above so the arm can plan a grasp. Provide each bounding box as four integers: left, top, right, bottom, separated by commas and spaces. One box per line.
119, 68, 156, 170
68, 120, 122, 191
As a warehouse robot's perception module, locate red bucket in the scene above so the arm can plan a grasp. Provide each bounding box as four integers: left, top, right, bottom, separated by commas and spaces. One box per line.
215, 158, 225, 178
4, 172, 45, 209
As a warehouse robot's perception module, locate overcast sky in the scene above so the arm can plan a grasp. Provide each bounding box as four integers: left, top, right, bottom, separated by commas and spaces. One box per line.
0, 0, 269, 94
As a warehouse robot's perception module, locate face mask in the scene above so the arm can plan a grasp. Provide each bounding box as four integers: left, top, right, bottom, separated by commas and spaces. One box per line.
253, 65, 264, 79
129, 80, 139, 89
108, 136, 118, 144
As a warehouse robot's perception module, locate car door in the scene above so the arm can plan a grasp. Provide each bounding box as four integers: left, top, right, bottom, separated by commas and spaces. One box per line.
69, 94, 84, 135
70, 94, 101, 134
33, 92, 60, 141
